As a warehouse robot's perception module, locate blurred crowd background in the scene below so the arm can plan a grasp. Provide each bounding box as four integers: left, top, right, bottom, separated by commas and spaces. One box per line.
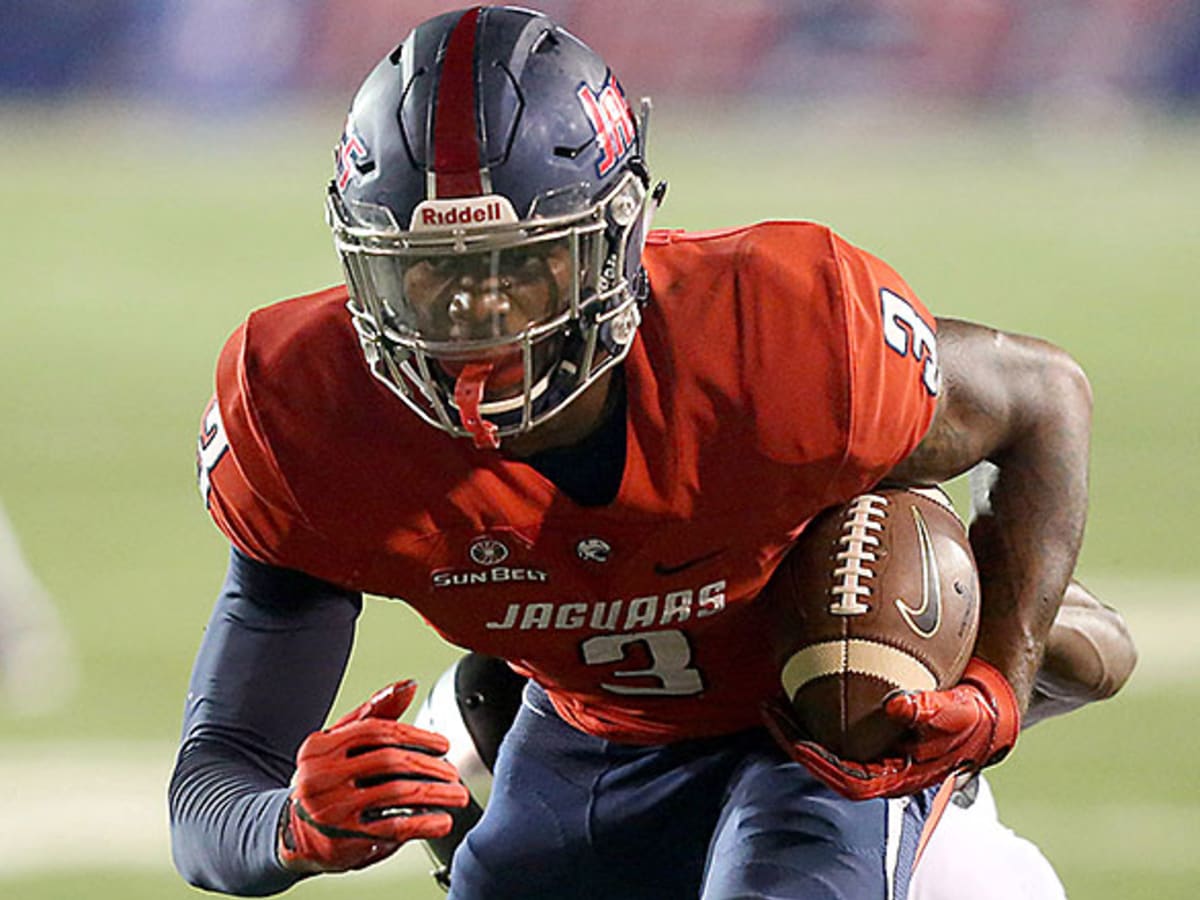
3, 0, 1199, 113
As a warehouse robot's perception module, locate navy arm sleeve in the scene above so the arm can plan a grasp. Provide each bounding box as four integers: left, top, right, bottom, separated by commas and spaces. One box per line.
168, 547, 362, 896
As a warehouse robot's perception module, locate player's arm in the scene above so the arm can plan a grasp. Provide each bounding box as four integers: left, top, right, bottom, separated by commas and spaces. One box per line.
886, 316, 1093, 712
775, 318, 1093, 800
169, 549, 468, 895
967, 461, 1137, 728
169, 548, 361, 894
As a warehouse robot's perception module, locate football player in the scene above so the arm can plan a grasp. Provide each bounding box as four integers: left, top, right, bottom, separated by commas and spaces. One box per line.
169, 7, 1097, 898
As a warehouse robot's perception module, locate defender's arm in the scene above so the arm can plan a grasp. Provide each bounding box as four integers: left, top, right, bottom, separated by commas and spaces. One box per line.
1026, 580, 1137, 727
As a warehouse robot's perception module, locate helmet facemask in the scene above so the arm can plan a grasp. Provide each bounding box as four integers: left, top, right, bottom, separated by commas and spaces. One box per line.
330, 168, 652, 448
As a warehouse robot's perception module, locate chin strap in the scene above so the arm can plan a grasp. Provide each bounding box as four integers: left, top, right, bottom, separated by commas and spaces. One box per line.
453, 363, 501, 449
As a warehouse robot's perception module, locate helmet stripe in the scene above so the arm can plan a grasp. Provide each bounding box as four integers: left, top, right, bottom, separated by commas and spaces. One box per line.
431, 6, 484, 198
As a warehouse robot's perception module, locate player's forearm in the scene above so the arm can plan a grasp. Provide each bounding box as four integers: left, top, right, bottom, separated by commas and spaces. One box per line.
1024, 580, 1137, 727
169, 740, 297, 895
967, 353, 1092, 712
169, 548, 362, 893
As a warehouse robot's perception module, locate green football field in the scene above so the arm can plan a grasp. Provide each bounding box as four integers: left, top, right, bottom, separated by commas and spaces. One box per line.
0, 100, 1197, 898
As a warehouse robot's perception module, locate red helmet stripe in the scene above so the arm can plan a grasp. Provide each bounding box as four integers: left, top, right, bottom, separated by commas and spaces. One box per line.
432, 7, 484, 198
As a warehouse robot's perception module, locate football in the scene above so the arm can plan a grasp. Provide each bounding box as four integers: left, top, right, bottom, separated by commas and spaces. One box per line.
765, 487, 981, 762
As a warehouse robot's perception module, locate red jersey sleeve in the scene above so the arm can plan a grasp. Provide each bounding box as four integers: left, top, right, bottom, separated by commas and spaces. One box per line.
643, 222, 937, 495
197, 318, 363, 587
829, 232, 939, 480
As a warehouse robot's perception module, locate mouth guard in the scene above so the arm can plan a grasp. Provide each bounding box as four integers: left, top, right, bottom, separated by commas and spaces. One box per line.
453, 362, 501, 449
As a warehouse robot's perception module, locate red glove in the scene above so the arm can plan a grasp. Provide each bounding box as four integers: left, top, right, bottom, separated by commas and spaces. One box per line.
763, 658, 1020, 801
278, 680, 471, 873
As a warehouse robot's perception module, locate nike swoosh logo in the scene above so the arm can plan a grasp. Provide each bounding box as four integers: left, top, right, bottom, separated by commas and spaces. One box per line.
653, 549, 725, 576
895, 507, 942, 638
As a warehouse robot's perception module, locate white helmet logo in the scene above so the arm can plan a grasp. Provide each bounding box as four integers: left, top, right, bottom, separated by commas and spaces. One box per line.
410, 195, 520, 232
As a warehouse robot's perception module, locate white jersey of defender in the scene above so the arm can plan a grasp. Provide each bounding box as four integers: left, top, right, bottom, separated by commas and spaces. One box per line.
909, 775, 1067, 900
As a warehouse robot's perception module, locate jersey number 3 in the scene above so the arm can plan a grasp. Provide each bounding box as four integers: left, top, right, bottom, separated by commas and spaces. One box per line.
581, 630, 704, 696
881, 288, 939, 396
197, 398, 230, 507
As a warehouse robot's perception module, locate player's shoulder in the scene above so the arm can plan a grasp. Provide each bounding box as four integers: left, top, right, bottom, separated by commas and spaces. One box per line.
221, 285, 353, 373
646, 219, 893, 262
216, 284, 371, 423
644, 221, 881, 310
646, 219, 839, 246
211, 283, 383, 497
646, 220, 841, 266
201, 284, 398, 575
642, 221, 936, 481
251, 284, 349, 322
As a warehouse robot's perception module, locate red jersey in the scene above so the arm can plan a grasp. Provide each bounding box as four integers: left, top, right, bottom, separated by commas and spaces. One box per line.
198, 222, 939, 744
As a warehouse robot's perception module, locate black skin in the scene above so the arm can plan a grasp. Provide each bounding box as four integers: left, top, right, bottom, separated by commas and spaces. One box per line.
886, 318, 1095, 713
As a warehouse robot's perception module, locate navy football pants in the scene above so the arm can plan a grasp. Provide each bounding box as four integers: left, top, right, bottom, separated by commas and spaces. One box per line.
449, 684, 931, 899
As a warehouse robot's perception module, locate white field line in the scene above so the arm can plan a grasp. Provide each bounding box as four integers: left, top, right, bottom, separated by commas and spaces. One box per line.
1098, 577, 1200, 693
0, 580, 1194, 878
0, 740, 428, 880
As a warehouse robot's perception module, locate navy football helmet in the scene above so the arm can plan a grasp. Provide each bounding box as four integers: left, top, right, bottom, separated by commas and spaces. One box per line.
327, 6, 661, 447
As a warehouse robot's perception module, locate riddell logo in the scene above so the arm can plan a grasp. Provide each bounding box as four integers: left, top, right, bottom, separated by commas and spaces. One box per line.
410, 196, 519, 231
422, 201, 502, 227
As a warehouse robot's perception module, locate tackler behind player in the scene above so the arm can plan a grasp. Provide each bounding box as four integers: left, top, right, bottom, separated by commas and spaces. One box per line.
170, 6, 1097, 899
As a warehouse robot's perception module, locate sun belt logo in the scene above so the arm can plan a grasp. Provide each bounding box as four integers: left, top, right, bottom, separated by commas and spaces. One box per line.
576, 75, 636, 177
335, 119, 371, 191
410, 195, 520, 231
432, 534, 550, 589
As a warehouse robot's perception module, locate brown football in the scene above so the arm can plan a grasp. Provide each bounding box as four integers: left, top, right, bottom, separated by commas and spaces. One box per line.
765, 487, 981, 762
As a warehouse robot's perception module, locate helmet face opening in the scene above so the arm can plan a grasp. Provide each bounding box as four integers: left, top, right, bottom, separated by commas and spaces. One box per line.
328, 6, 656, 447
335, 173, 647, 438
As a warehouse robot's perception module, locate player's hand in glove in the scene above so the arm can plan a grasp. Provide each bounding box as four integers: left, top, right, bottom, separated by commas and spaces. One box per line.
278, 680, 470, 874
763, 658, 1020, 801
